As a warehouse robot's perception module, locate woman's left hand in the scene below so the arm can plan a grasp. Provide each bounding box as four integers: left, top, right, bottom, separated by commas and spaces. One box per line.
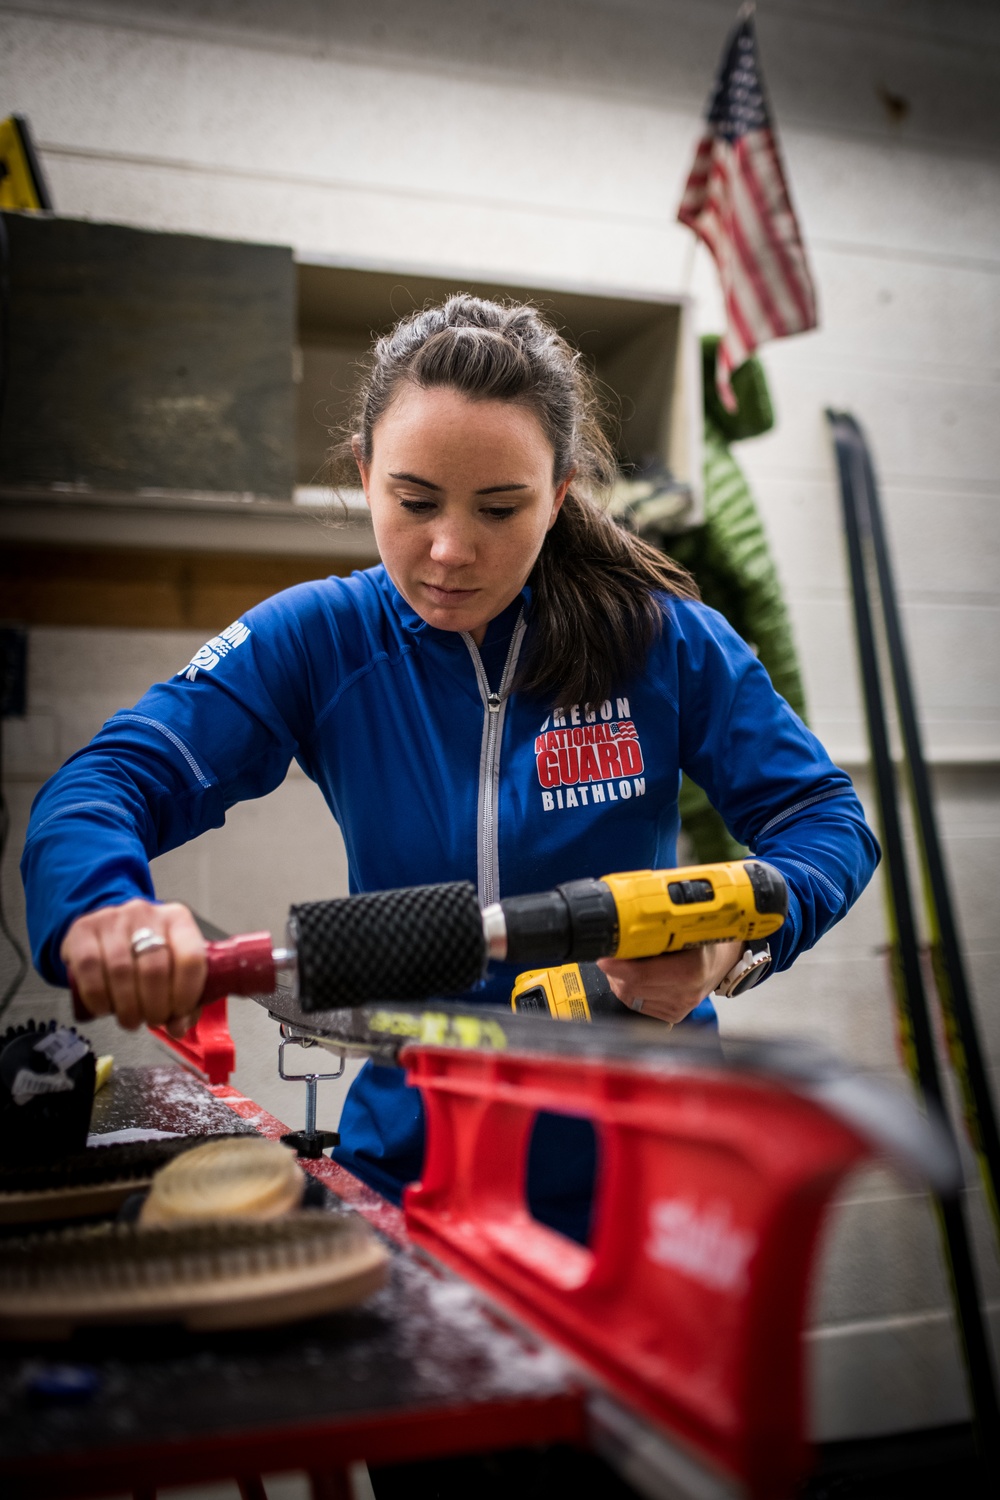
597, 939, 743, 1026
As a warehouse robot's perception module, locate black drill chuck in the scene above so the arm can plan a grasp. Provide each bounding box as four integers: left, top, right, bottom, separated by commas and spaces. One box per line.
497, 880, 619, 968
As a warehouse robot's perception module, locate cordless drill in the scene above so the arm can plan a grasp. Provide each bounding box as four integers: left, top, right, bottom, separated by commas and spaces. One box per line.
70, 859, 787, 1017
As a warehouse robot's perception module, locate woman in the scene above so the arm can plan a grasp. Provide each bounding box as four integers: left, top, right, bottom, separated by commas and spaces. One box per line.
21, 295, 879, 1224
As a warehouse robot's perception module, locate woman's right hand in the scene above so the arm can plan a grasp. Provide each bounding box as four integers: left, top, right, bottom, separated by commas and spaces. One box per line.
61, 898, 207, 1034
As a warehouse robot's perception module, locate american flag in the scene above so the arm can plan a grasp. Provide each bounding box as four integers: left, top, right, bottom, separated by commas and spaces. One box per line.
678, 12, 818, 409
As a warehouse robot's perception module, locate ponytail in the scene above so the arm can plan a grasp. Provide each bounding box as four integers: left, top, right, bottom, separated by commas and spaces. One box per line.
521, 492, 697, 709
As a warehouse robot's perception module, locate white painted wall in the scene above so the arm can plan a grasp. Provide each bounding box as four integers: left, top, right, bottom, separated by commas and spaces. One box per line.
2, 0, 999, 1443
4, 0, 997, 764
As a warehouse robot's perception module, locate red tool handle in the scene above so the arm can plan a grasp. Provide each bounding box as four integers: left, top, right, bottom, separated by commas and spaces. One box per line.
69, 931, 277, 1022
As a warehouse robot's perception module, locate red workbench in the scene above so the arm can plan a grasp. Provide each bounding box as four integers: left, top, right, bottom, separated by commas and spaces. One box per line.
1, 1010, 951, 1500
0, 1066, 590, 1500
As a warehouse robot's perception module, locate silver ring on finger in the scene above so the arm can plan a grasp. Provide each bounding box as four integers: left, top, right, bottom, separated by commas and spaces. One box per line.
130, 927, 168, 959
630, 996, 644, 1013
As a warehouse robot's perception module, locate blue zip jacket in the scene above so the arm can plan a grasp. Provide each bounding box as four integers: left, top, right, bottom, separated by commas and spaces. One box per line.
22, 565, 879, 1231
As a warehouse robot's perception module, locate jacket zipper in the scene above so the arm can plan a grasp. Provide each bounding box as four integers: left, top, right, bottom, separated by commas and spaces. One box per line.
463, 613, 527, 907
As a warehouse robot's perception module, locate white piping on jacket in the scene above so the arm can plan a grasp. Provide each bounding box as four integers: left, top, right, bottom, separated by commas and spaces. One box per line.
755, 786, 852, 840
114, 714, 213, 789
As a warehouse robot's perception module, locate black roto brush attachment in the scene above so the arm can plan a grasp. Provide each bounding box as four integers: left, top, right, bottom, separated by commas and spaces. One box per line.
290, 881, 485, 1011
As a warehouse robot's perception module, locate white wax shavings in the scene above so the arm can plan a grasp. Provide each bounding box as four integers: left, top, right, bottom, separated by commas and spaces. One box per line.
359, 1200, 405, 1233
382, 1258, 574, 1400
34, 1028, 89, 1072
145, 1070, 244, 1132
92, 1067, 252, 1140
11, 1068, 75, 1106
86, 1128, 185, 1147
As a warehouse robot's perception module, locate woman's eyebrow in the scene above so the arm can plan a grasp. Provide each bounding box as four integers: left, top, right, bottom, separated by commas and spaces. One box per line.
389, 471, 441, 490
389, 472, 529, 496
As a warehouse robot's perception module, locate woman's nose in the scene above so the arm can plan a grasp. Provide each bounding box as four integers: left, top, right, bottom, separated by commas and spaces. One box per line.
429, 521, 476, 567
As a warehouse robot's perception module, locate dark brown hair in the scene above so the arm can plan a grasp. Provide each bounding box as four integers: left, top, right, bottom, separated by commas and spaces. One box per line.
345, 294, 697, 708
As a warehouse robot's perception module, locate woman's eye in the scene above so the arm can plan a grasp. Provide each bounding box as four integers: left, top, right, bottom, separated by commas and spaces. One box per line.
482, 505, 517, 521
399, 498, 436, 515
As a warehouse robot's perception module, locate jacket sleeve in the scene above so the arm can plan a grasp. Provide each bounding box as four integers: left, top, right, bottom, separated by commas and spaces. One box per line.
21, 588, 329, 987
668, 600, 880, 973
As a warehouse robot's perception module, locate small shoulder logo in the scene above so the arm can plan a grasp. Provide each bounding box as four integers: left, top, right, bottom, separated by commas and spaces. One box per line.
179, 620, 250, 682
534, 697, 646, 812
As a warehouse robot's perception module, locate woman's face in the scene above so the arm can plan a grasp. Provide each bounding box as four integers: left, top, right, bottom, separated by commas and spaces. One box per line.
354, 384, 571, 645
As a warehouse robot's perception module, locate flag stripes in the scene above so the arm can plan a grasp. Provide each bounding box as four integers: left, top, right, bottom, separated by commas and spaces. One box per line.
677, 16, 818, 408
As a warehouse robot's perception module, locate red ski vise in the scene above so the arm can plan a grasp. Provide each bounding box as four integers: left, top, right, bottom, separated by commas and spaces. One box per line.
401, 1038, 959, 1500
150, 996, 236, 1086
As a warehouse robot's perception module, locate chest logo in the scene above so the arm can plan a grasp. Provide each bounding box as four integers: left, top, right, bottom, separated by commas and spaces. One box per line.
535, 698, 646, 812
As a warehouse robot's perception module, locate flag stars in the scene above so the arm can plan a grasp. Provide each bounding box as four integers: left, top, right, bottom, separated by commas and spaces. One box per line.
706, 19, 768, 137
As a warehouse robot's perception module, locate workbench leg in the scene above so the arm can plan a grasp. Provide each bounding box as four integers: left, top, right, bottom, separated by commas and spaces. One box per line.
308, 1468, 353, 1500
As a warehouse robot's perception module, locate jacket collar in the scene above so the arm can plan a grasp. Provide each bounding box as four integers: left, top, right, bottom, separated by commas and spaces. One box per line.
382, 571, 428, 635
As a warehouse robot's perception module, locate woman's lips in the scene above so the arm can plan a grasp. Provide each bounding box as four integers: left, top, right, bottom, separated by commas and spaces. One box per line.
421, 582, 479, 603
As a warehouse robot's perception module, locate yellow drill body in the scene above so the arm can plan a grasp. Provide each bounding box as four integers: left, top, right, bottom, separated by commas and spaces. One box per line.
510, 860, 786, 1019
604, 860, 784, 959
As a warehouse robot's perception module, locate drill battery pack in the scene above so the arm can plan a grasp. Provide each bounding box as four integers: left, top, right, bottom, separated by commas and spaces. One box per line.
511, 962, 622, 1021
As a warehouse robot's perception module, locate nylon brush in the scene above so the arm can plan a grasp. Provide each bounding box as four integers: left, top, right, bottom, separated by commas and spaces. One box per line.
0, 1210, 388, 1339
0, 1133, 253, 1226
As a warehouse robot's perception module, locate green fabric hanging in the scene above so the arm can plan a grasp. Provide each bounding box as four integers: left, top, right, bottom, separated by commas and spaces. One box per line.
670, 420, 807, 721
619, 338, 809, 863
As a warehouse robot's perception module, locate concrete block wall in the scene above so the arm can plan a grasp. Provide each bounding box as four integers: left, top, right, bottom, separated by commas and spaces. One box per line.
2, 0, 998, 1441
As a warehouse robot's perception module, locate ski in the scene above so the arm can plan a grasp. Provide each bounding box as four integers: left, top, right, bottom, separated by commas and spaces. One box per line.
827, 408, 999, 1461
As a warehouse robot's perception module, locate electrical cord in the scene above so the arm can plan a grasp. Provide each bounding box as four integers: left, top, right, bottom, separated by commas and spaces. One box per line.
0, 206, 8, 442
0, 207, 28, 1019
0, 182, 10, 883
0, 718, 28, 1022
